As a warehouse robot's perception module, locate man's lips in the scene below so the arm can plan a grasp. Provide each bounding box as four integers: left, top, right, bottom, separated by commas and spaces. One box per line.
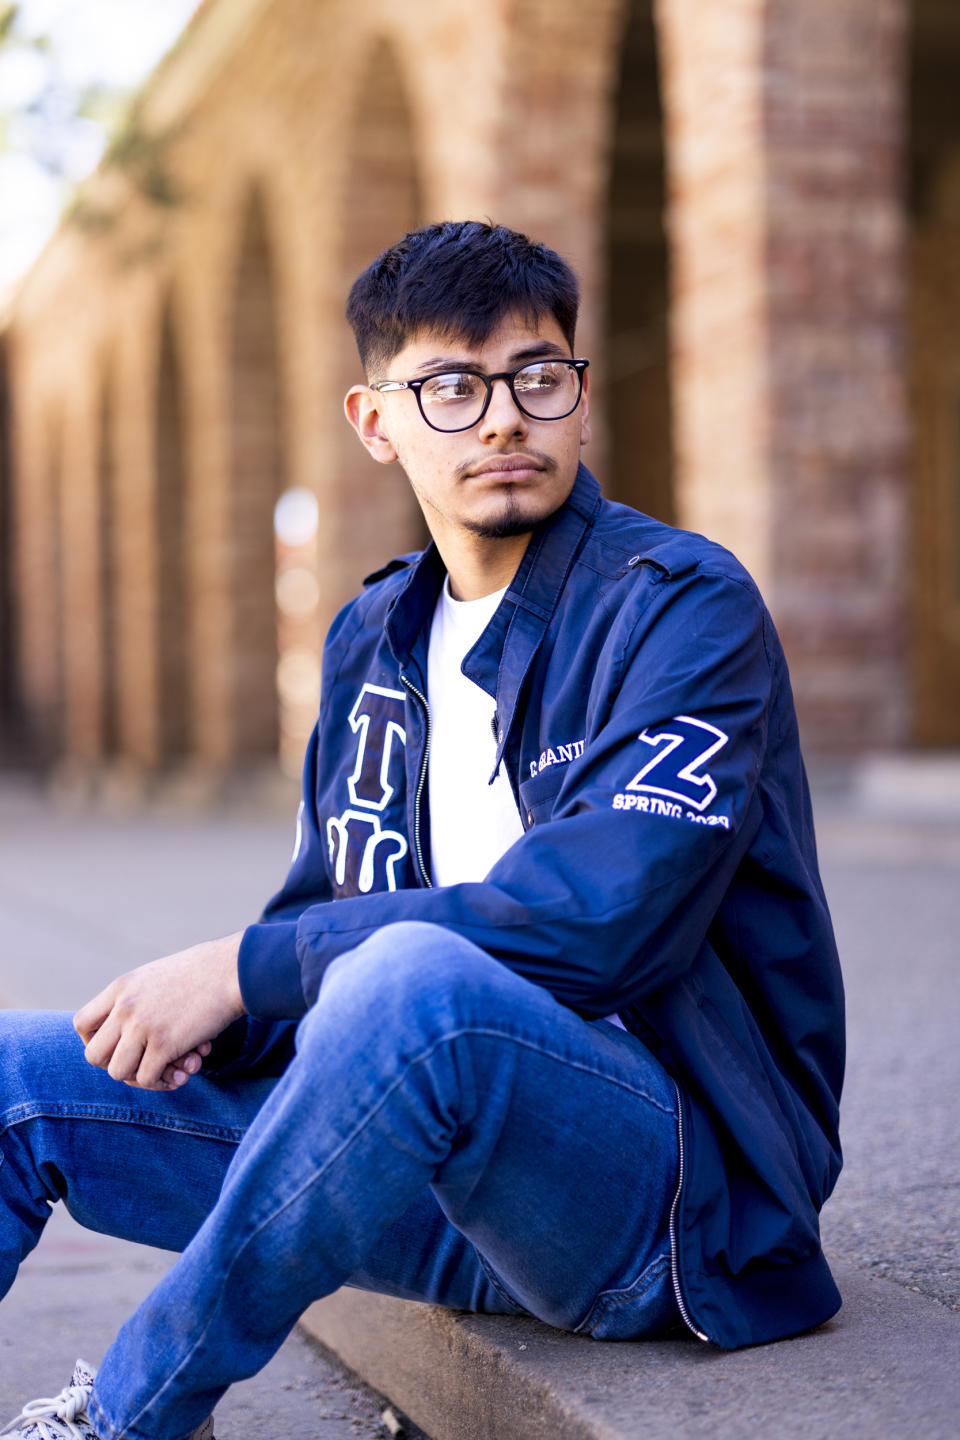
466, 456, 547, 479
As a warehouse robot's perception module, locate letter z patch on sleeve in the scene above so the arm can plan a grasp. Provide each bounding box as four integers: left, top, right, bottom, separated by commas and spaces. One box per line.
610, 716, 731, 827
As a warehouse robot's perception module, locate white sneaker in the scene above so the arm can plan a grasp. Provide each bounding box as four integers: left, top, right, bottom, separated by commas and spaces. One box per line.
0, 1361, 215, 1440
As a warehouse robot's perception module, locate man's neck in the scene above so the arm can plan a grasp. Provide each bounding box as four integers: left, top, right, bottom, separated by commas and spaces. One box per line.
436, 532, 531, 601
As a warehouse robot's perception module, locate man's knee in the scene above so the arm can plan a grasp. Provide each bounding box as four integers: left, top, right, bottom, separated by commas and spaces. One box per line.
0, 1010, 86, 1102
305, 922, 512, 1037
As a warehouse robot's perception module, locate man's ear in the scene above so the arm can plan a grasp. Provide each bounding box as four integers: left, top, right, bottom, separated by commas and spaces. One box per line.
578, 368, 592, 448
344, 386, 399, 465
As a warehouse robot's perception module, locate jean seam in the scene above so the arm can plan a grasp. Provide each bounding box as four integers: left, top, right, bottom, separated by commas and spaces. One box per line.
87, 1397, 197, 1440
475, 1250, 530, 1316
417, 1026, 677, 1115
0, 1103, 248, 1144
118, 1021, 671, 1427
574, 1252, 672, 1336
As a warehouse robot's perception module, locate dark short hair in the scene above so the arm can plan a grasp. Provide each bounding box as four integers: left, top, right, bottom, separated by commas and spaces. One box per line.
346, 221, 579, 378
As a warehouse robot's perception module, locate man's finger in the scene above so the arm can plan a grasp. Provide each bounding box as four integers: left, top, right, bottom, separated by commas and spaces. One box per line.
154, 1045, 211, 1092
106, 1029, 148, 1084
82, 1014, 122, 1071
74, 987, 116, 1044
136, 1040, 179, 1091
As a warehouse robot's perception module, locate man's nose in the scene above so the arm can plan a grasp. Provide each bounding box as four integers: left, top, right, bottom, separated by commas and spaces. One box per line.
478, 377, 528, 440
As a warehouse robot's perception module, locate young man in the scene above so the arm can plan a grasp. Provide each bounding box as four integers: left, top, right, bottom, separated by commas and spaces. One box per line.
1, 222, 844, 1439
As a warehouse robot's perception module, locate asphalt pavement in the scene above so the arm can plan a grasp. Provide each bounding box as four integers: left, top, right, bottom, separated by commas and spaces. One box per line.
0, 761, 957, 1436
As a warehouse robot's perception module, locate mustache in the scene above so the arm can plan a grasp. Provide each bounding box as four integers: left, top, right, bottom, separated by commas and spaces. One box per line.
454, 449, 558, 483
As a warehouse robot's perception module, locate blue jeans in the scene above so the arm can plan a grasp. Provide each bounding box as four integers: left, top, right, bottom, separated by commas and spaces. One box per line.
0, 922, 679, 1440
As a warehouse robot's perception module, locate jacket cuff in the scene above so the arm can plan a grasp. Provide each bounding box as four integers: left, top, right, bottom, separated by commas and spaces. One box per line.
237, 921, 305, 1019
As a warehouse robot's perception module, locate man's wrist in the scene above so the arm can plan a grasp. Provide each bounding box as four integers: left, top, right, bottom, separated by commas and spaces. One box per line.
209, 931, 247, 1019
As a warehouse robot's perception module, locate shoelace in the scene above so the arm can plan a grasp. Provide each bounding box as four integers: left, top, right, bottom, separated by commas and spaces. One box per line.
0, 1382, 94, 1439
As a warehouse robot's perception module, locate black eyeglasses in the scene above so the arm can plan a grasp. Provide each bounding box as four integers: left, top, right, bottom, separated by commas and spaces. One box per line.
370, 358, 589, 433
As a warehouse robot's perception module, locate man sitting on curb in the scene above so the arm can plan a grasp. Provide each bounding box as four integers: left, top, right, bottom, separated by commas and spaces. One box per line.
1, 221, 844, 1440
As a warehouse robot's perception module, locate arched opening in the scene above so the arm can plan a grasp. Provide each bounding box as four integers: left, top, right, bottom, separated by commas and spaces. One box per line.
604, 0, 674, 522
229, 187, 284, 763
335, 38, 427, 583
97, 375, 120, 759
156, 302, 191, 762
910, 0, 960, 746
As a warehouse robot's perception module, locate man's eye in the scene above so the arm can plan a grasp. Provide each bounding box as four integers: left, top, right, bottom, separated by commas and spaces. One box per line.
515, 364, 562, 392
423, 374, 481, 403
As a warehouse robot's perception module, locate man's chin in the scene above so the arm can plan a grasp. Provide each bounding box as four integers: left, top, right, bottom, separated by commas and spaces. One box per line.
461, 496, 561, 540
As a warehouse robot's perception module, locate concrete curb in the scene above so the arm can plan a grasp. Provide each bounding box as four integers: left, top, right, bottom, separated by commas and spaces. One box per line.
300, 1260, 960, 1440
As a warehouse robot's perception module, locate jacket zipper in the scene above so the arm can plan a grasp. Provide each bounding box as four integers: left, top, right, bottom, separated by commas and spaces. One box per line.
669, 1081, 710, 1343
399, 674, 433, 888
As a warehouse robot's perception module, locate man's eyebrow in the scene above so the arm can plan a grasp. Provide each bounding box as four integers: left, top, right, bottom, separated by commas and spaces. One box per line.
509, 341, 569, 364
409, 340, 569, 376
409, 355, 468, 375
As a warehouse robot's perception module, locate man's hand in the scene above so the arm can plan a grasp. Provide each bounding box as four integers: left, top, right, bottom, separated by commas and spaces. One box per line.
74, 932, 247, 1091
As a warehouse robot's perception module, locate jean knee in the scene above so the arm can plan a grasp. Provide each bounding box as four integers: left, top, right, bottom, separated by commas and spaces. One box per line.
306, 923, 510, 1043
0, 1011, 86, 1111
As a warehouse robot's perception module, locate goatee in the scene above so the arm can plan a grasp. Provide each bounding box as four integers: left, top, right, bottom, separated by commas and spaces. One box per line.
460, 492, 539, 539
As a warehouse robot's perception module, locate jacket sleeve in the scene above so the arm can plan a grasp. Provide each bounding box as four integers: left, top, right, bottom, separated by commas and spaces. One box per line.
240, 568, 775, 1019
229, 722, 332, 1029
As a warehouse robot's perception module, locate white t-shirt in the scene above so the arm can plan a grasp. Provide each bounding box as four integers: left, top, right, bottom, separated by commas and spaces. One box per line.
427, 578, 524, 886
426, 575, 625, 1031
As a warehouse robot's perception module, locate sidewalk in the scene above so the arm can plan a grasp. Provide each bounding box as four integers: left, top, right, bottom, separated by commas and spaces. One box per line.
0, 764, 958, 1437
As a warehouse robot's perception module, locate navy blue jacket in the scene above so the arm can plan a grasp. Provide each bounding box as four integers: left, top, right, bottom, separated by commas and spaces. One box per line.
227, 464, 845, 1350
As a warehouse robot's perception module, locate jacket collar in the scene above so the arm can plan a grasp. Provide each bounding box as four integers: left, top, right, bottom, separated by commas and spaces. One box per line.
385, 463, 601, 773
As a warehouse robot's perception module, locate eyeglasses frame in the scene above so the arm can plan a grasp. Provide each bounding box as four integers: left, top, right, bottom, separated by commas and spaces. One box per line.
369, 358, 590, 433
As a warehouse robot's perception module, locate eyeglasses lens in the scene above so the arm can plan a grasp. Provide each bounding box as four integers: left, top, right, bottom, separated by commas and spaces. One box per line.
419, 373, 487, 429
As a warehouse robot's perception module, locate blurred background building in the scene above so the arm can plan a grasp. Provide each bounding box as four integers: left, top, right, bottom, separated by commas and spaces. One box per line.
0, 0, 954, 790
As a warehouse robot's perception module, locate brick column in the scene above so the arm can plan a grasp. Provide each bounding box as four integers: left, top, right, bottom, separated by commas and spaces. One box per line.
9, 374, 62, 761
655, 0, 772, 587
657, 0, 910, 751
0, 336, 16, 753
762, 0, 910, 749
112, 297, 163, 768
178, 215, 234, 772
59, 381, 103, 765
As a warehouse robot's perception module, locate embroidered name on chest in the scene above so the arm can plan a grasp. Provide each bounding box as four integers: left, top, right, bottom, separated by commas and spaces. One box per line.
529, 739, 585, 778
